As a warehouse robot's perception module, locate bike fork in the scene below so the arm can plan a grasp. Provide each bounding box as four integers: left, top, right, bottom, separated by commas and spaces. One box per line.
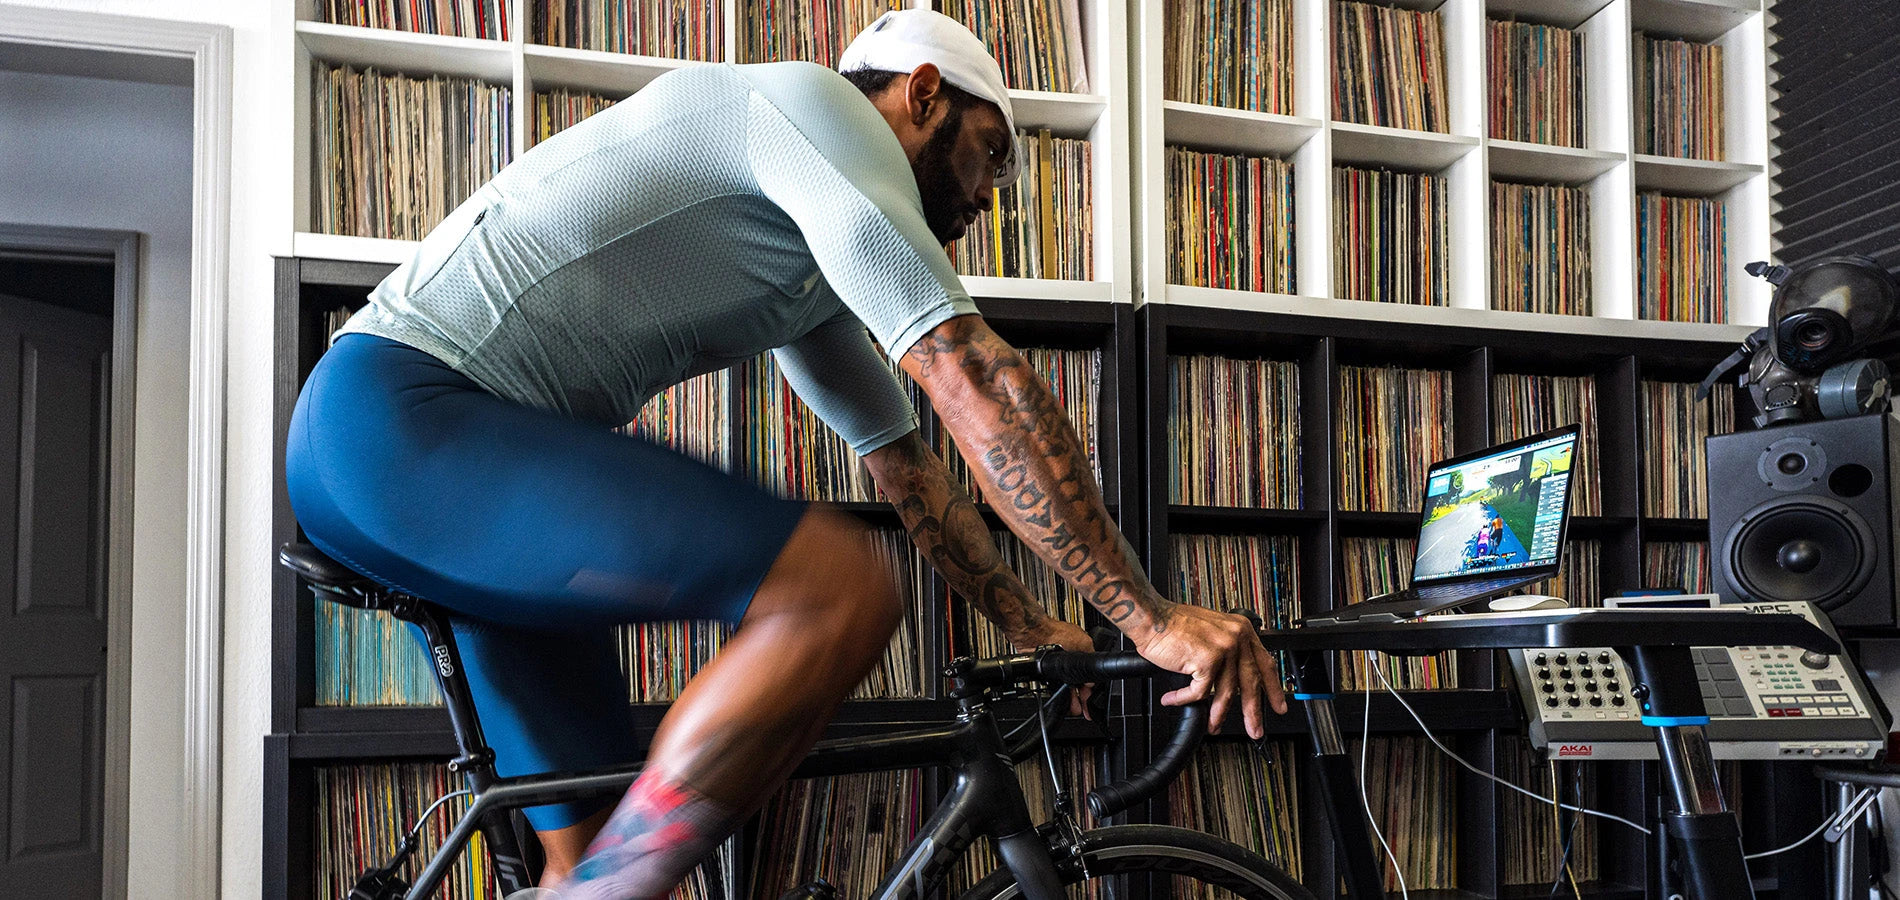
1288, 651, 1389, 900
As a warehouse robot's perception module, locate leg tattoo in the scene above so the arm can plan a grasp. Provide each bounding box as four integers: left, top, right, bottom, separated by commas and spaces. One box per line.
558, 774, 741, 900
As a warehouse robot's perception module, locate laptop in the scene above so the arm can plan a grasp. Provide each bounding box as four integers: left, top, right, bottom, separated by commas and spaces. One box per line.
1301, 424, 1581, 625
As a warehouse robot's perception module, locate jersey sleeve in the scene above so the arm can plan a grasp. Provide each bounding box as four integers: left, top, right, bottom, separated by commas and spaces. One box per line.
741, 62, 979, 358
772, 310, 920, 456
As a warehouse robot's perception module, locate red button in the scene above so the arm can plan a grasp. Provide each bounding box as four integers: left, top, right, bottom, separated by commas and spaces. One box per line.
1787, 708, 1804, 716
1768, 709, 1785, 717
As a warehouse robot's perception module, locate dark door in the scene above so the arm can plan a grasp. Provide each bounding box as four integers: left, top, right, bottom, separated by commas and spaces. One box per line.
0, 290, 111, 896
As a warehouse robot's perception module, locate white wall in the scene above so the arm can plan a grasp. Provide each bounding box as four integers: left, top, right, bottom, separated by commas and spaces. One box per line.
0, 1, 290, 897
0, 67, 196, 895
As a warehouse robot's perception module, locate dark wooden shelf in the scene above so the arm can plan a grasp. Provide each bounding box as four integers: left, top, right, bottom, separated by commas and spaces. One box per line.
1165, 505, 1324, 532
1639, 516, 1713, 540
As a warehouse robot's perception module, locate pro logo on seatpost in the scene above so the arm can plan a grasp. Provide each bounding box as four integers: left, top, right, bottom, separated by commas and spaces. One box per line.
433, 644, 455, 678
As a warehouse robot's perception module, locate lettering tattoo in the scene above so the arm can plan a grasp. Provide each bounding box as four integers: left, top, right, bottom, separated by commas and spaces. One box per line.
908, 317, 1174, 635
876, 433, 1047, 640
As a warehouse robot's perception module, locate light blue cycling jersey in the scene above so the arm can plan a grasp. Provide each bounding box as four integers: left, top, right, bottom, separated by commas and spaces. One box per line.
336, 60, 978, 454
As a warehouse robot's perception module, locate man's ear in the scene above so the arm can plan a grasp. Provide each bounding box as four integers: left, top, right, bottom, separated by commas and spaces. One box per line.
905, 62, 946, 127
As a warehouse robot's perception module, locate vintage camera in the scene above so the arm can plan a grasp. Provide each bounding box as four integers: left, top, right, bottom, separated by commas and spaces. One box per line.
1698, 255, 1900, 427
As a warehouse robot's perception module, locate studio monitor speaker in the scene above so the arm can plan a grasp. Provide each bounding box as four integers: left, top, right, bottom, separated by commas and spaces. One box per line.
1708, 412, 1900, 627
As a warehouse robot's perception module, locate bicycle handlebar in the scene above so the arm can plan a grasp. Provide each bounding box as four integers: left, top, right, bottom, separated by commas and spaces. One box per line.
1030, 649, 1205, 820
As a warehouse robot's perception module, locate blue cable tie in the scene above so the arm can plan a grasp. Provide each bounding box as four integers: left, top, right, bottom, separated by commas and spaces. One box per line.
1291, 692, 1334, 701
1641, 715, 1711, 727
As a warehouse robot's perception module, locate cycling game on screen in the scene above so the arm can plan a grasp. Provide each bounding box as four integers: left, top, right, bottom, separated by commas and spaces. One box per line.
1412, 436, 1573, 583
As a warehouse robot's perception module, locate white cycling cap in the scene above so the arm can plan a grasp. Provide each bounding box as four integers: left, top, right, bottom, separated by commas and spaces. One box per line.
839, 9, 1024, 186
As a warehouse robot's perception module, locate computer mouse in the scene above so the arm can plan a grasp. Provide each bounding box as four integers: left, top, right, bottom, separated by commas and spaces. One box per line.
1487, 594, 1569, 612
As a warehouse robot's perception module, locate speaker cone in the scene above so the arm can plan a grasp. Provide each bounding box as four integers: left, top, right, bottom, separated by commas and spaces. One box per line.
1721, 495, 1877, 608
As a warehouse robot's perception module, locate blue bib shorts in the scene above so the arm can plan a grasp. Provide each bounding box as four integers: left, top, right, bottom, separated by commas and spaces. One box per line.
285, 333, 808, 829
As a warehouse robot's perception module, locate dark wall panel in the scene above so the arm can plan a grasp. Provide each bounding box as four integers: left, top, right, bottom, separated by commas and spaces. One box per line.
1769, 1, 1900, 269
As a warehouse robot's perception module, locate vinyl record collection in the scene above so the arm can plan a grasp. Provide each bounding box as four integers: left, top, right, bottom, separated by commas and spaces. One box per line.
1335, 365, 1454, 512
1167, 146, 1296, 294
1486, 19, 1584, 147
1491, 372, 1600, 515
311, 63, 514, 241
1168, 355, 1302, 508
1520, 539, 1602, 607
1497, 737, 1601, 886
944, 751, 1105, 898
1639, 380, 1735, 517
1332, 0, 1447, 132
748, 770, 925, 898
949, 531, 1094, 659
853, 529, 934, 699
1635, 32, 1725, 160
1333, 166, 1450, 305
627, 369, 732, 471
1163, 0, 1295, 113
1349, 735, 1459, 890
1170, 740, 1303, 886
532, 87, 618, 145
312, 763, 493, 900
321, 0, 510, 38
941, 347, 1102, 503
734, 352, 885, 503
313, 603, 438, 706
531, 0, 722, 59
1643, 540, 1713, 593
938, 0, 1089, 93
740, 0, 898, 65
1336, 537, 1459, 690
1637, 190, 1728, 323
951, 130, 1095, 281
616, 619, 733, 702
1170, 533, 1301, 675
1490, 180, 1592, 316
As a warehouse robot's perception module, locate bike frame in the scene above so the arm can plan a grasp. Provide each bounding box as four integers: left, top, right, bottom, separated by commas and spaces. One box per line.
399, 589, 1068, 900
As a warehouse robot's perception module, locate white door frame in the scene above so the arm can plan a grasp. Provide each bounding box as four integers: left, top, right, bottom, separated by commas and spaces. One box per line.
0, 224, 138, 900
0, 9, 231, 899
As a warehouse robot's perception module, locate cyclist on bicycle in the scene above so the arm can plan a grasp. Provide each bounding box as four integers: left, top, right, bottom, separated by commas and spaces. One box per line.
285, 10, 1287, 898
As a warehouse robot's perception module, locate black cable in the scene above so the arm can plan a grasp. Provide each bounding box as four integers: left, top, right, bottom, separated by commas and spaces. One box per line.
1548, 762, 1584, 900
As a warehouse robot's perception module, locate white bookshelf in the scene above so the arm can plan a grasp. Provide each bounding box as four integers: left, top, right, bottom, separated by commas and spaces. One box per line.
289, 0, 1131, 305
1134, 0, 1773, 330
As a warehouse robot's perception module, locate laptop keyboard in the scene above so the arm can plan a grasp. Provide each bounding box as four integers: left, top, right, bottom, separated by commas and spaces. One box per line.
1416, 576, 1527, 601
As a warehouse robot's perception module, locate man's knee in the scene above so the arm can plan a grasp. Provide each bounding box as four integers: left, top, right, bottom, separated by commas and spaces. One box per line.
757, 507, 903, 638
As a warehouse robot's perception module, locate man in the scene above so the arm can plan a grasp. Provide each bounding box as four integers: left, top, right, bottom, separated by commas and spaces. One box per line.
284, 11, 1286, 898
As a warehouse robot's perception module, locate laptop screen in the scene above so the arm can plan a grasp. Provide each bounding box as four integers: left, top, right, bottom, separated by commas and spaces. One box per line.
1412, 428, 1578, 585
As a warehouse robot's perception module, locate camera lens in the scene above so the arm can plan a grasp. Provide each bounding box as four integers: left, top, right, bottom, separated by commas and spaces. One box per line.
1778, 453, 1807, 475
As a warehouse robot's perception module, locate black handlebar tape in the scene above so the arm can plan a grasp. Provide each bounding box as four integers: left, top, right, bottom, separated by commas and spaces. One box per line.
1089, 692, 1207, 819
1037, 651, 1160, 685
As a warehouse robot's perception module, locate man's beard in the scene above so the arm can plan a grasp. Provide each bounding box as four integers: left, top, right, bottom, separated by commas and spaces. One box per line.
912, 106, 979, 245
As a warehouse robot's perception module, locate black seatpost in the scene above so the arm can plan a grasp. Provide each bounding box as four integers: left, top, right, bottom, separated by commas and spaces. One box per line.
391, 597, 538, 895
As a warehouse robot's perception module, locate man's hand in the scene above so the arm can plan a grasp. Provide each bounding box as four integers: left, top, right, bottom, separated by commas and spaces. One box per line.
1132, 604, 1288, 739
1009, 617, 1096, 718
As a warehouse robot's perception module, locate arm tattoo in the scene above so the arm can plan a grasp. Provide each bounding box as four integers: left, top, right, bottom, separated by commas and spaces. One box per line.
910, 317, 1175, 636
872, 432, 1050, 640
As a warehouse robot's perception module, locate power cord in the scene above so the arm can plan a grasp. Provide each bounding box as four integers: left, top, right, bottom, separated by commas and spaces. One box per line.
1366, 650, 1653, 835
1363, 648, 1881, 863
1360, 652, 1410, 900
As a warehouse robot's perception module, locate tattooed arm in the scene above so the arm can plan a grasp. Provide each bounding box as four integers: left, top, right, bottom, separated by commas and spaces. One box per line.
862, 430, 1092, 656
898, 314, 1287, 736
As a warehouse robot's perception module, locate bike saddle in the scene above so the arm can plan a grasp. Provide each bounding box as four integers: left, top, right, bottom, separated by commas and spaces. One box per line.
278, 542, 389, 608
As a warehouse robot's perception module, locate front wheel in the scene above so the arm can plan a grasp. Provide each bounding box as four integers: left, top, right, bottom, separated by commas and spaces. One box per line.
958, 825, 1317, 900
